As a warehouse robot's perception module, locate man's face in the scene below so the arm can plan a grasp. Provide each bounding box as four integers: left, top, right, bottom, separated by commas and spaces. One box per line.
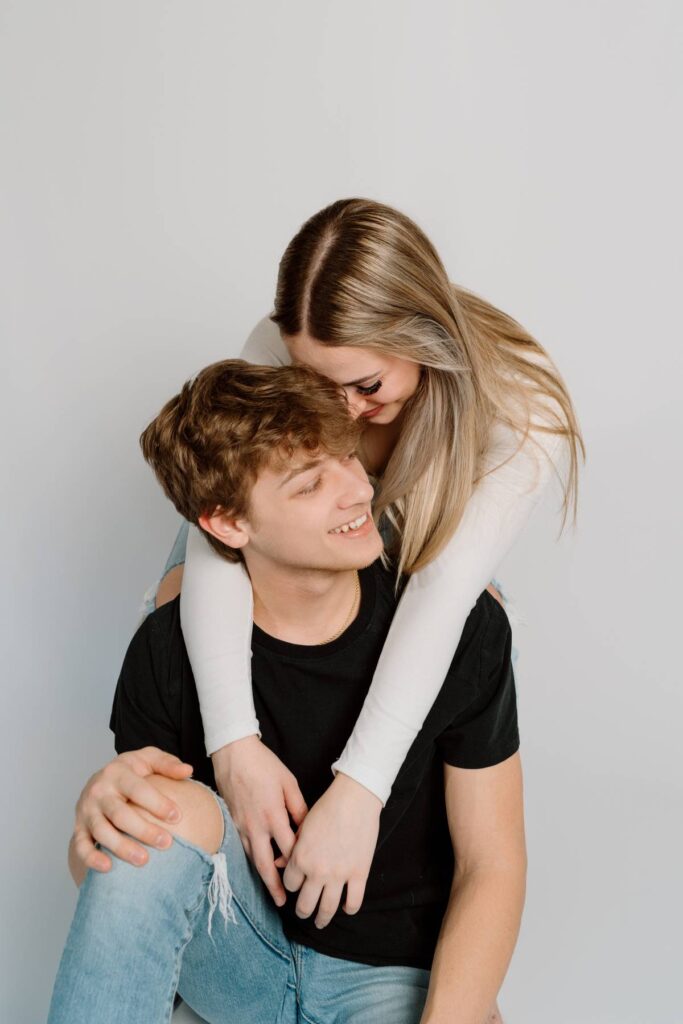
239, 449, 383, 574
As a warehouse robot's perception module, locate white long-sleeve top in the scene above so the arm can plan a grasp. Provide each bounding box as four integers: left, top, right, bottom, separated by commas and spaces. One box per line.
180, 315, 567, 804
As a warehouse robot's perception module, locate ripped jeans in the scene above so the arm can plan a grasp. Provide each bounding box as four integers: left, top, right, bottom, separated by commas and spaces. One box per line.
47, 785, 431, 1024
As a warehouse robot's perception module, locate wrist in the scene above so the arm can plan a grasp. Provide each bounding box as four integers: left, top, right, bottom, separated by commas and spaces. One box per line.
211, 734, 261, 768
332, 771, 383, 814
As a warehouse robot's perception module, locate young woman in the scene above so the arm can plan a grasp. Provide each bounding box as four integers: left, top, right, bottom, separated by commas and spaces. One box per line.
151, 198, 584, 935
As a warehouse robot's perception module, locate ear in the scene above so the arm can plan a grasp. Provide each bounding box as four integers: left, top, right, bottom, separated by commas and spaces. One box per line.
198, 509, 250, 551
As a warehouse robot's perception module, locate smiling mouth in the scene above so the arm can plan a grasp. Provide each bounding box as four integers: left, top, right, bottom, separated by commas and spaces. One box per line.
328, 512, 370, 535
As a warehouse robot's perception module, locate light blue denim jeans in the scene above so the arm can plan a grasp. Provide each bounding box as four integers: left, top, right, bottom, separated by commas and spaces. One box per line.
48, 784, 431, 1024
145, 521, 520, 669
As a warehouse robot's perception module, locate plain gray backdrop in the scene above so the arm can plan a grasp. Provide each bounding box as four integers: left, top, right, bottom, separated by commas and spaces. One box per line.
2, 2, 681, 1022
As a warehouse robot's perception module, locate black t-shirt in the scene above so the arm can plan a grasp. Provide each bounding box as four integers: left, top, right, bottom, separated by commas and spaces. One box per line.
110, 561, 519, 969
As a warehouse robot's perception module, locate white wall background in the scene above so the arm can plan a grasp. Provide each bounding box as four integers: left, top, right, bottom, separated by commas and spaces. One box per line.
2, 2, 681, 1021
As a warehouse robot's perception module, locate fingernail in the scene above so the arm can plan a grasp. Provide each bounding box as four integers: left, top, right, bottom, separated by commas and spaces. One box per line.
156, 834, 171, 849
275, 896, 285, 907
167, 809, 181, 823
131, 851, 146, 865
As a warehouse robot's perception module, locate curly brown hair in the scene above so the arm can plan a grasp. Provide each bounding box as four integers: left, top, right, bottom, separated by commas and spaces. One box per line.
140, 359, 362, 562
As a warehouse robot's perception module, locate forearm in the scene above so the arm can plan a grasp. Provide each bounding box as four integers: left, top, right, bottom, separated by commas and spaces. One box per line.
180, 526, 259, 754
421, 865, 526, 1024
333, 422, 567, 802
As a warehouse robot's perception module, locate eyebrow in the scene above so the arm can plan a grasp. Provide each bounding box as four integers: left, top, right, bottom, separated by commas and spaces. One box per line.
342, 370, 382, 387
278, 458, 325, 488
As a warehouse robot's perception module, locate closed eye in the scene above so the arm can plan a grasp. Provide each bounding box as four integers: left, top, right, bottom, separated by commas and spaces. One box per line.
298, 477, 322, 496
356, 380, 382, 396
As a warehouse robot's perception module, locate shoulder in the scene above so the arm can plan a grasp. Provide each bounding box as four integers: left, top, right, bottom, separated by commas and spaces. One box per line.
122, 598, 184, 681
477, 591, 514, 680
139, 595, 181, 644
468, 589, 512, 661
368, 558, 403, 612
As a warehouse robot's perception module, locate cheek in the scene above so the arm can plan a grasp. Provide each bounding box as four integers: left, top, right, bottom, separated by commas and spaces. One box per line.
384, 380, 413, 406
282, 504, 327, 541
393, 365, 420, 403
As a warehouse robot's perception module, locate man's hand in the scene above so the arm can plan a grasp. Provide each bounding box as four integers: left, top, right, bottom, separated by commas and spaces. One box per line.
71, 747, 194, 878
281, 773, 382, 929
211, 736, 308, 908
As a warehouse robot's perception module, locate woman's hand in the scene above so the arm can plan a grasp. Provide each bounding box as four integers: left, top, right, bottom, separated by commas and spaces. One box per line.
71, 747, 194, 877
211, 736, 308, 907
281, 773, 382, 929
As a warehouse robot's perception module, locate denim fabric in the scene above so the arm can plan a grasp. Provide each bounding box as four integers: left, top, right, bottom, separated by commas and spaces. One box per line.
163, 520, 191, 577
141, 521, 190, 618
490, 576, 521, 669
48, 786, 431, 1024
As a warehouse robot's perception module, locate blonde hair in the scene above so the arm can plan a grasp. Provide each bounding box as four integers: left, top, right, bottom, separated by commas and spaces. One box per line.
272, 198, 585, 576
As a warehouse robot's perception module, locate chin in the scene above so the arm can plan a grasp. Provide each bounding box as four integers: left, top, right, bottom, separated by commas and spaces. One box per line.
326, 533, 384, 571
373, 405, 400, 424
352, 536, 385, 569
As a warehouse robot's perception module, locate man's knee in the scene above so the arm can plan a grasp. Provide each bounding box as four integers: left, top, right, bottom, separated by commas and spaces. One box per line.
140, 777, 224, 856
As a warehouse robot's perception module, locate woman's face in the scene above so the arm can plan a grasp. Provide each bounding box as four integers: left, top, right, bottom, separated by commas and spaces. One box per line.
285, 333, 422, 425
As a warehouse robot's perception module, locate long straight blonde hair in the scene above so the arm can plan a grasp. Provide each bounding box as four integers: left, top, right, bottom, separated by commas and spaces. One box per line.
272, 198, 585, 576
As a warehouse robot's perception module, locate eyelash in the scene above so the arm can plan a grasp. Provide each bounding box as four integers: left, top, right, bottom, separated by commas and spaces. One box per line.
297, 453, 357, 496
356, 379, 382, 396
299, 478, 321, 496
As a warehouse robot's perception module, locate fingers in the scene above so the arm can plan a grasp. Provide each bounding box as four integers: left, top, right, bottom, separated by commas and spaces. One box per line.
79, 813, 150, 867
283, 857, 305, 894
342, 876, 366, 916
97, 794, 174, 852
282, 776, 308, 827
314, 883, 344, 929
294, 877, 323, 920
113, 772, 182, 825
121, 748, 193, 781
71, 752, 194, 877
271, 813, 298, 862
238, 831, 254, 868
71, 829, 112, 873
252, 838, 287, 907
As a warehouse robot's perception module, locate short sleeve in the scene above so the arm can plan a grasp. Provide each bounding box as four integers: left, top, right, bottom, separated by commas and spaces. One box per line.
436, 601, 520, 769
109, 613, 181, 758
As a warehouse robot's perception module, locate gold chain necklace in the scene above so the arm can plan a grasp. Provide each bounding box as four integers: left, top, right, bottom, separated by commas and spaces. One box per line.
317, 571, 360, 645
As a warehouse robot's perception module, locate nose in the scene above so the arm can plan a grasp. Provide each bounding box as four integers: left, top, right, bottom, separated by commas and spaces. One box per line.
336, 460, 374, 510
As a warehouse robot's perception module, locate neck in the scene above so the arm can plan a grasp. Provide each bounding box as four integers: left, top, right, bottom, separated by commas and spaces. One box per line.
246, 556, 361, 645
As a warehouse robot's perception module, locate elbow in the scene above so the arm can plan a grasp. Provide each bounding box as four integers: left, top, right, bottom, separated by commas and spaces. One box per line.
453, 848, 528, 899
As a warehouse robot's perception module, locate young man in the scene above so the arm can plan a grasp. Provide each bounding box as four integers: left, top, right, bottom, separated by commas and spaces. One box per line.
48, 360, 526, 1024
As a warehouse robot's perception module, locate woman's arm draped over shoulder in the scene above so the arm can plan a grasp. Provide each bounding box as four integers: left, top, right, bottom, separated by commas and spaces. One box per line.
179, 314, 290, 754
180, 527, 259, 752
332, 416, 568, 803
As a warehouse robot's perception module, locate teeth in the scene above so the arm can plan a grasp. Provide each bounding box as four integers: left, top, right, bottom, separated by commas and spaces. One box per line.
330, 513, 368, 535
